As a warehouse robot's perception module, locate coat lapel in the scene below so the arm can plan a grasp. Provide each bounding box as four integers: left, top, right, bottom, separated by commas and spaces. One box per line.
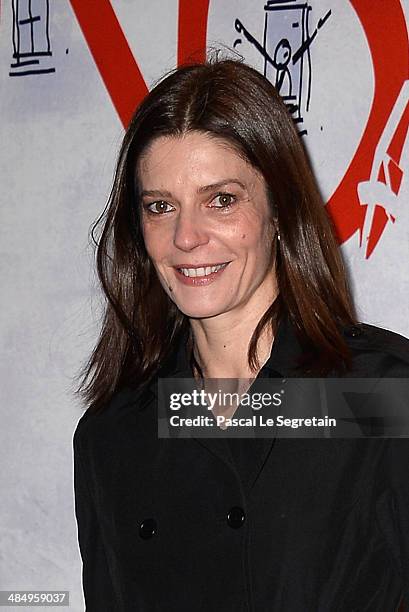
152, 328, 237, 471
151, 315, 305, 489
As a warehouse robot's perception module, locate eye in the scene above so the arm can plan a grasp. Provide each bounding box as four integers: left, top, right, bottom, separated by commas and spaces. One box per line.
211, 193, 236, 209
144, 200, 174, 215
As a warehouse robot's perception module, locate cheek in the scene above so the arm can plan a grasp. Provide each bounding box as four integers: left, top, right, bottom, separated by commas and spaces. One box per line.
239, 222, 274, 266
142, 229, 165, 264
238, 218, 268, 248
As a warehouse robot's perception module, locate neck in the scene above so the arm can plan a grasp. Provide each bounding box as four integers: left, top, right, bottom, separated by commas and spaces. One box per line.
189, 290, 279, 381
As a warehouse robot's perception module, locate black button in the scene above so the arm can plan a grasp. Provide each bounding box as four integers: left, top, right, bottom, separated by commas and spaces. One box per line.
344, 325, 363, 338
139, 518, 157, 539
227, 506, 245, 529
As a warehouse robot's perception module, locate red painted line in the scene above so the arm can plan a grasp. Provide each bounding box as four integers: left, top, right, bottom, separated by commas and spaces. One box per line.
69, 0, 148, 128
177, 0, 210, 65
387, 101, 409, 164
327, 0, 409, 256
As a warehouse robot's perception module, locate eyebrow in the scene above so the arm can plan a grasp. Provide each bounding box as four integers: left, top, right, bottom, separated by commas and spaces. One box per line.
140, 179, 247, 198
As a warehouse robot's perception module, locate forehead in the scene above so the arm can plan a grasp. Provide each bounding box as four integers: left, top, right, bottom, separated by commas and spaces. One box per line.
137, 132, 259, 183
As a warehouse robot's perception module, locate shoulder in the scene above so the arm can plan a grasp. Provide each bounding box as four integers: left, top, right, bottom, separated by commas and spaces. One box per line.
73, 382, 154, 453
342, 322, 409, 376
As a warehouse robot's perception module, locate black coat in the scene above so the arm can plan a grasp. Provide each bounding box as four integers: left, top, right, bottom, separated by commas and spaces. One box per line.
73, 316, 409, 611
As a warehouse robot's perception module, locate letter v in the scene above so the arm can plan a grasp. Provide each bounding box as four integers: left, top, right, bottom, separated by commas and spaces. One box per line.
69, 0, 210, 129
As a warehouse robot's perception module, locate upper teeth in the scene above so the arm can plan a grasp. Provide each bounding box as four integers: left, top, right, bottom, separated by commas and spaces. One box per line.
178, 263, 228, 277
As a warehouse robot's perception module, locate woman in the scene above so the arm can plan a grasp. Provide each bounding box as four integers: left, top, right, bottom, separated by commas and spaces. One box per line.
73, 57, 409, 611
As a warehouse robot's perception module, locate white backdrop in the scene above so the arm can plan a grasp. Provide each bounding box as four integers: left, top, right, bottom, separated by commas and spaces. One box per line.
1, 1, 408, 610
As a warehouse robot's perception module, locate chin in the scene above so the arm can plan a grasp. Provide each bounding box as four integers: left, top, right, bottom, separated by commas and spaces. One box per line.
173, 300, 225, 320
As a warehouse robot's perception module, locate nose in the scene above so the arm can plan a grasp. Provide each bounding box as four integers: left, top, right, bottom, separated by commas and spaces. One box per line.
173, 208, 210, 251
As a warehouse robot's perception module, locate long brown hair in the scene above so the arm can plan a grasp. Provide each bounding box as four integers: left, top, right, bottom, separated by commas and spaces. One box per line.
74, 57, 357, 414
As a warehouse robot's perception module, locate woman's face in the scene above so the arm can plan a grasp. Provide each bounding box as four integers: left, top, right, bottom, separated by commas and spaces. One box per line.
138, 131, 277, 319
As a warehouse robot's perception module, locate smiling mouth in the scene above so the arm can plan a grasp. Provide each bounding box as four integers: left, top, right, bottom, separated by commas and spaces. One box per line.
176, 262, 230, 278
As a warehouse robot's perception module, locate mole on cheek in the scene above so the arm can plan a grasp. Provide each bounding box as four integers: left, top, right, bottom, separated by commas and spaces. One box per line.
241, 234, 246, 239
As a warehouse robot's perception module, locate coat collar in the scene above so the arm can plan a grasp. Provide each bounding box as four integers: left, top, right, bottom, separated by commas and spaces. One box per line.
151, 313, 304, 495
156, 311, 303, 381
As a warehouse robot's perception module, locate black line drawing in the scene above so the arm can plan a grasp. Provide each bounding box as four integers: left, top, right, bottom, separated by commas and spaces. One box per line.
9, 0, 55, 77
233, 0, 331, 136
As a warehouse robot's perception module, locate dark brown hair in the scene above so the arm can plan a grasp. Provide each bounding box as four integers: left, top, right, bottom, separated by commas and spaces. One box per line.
74, 56, 357, 413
